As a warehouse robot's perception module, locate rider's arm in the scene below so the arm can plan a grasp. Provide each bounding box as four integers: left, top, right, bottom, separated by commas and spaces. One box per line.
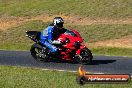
40, 26, 53, 44
47, 26, 54, 43
48, 27, 61, 44
41, 26, 61, 44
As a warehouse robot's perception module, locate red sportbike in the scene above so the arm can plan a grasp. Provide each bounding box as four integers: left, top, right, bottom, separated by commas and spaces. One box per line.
26, 29, 93, 64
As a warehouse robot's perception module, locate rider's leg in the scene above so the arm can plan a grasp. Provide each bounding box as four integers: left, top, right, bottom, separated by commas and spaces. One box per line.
43, 41, 58, 53
40, 33, 58, 53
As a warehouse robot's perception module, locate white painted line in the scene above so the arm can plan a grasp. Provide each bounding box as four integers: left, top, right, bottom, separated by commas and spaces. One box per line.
69, 70, 76, 72
41, 68, 99, 74
41, 68, 77, 73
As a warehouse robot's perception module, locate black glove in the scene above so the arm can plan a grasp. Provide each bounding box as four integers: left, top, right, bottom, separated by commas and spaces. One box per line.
65, 38, 70, 43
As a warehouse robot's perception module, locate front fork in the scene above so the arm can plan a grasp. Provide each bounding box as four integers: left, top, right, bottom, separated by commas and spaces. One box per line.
75, 45, 86, 55
74, 45, 86, 61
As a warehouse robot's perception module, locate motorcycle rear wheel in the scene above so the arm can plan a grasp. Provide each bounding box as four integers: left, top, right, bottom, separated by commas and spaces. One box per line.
30, 43, 49, 63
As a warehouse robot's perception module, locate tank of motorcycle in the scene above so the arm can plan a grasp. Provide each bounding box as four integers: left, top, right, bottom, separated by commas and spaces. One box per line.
57, 29, 83, 43
71, 29, 83, 42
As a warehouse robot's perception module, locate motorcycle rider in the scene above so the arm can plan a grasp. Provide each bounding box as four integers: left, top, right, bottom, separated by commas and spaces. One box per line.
40, 17, 65, 54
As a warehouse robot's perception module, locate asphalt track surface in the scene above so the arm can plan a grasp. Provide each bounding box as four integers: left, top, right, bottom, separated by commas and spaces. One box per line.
0, 50, 132, 75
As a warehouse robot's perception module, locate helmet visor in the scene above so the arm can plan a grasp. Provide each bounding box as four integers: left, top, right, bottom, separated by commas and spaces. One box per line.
56, 22, 64, 28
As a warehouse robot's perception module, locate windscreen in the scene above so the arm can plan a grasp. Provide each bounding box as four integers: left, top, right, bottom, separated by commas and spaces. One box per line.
64, 30, 77, 37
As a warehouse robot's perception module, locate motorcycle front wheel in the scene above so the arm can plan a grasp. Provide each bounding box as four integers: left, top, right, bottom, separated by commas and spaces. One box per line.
74, 48, 93, 64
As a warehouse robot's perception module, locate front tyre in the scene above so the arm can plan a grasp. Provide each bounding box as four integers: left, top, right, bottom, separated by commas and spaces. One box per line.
30, 43, 49, 63
74, 48, 93, 64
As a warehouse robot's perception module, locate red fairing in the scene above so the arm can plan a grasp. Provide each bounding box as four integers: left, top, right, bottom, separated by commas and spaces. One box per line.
72, 29, 83, 42
76, 45, 86, 55
55, 29, 86, 61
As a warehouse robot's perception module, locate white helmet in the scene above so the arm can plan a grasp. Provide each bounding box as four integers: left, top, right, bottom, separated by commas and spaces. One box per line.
53, 17, 64, 28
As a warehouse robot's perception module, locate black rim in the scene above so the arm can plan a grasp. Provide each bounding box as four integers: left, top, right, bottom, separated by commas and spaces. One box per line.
80, 50, 90, 61
79, 49, 91, 64
32, 47, 47, 62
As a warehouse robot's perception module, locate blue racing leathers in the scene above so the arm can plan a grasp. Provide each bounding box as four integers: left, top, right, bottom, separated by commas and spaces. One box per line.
40, 26, 60, 53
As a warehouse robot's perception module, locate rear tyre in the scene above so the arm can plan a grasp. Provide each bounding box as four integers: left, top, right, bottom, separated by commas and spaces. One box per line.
74, 48, 93, 64
30, 43, 50, 63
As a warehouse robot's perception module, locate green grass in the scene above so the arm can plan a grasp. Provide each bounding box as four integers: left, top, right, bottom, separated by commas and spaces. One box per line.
92, 47, 132, 57
0, 20, 48, 50
0, 0, 132, 18
0, 65, 132, 88
72, 24, 132, 43
0, 20, 132, 56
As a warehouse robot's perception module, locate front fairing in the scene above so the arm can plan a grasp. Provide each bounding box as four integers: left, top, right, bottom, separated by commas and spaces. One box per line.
57, 29, 83, 49
64, 29, 83, 43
